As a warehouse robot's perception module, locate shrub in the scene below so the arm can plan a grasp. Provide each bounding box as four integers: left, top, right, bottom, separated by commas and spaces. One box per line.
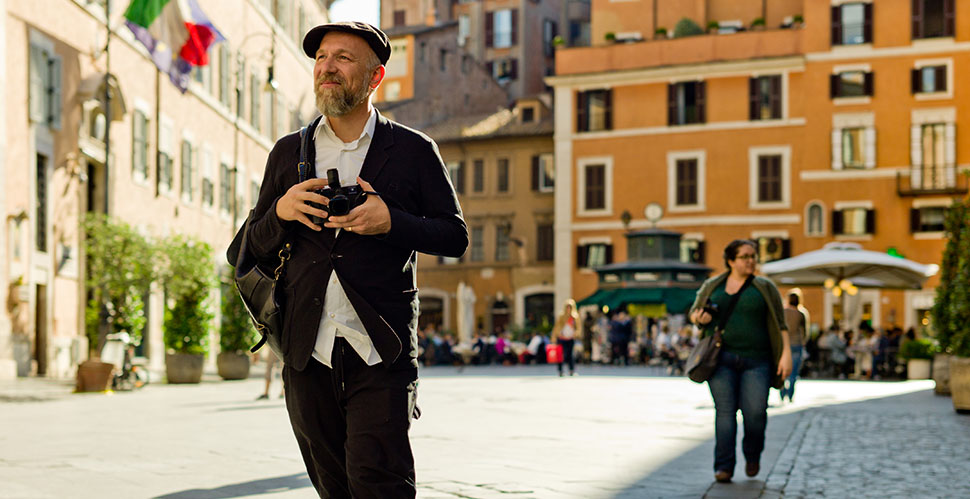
948, 201, 970, 357
793, 14, 804, 24
673, 18, 704, 38
932, 200, 966, 354
654, 27, 668, 37
751, 17, 766, 27
220, 266, 257, 354
159, 235, 215, 355
899, 338, 938, 360
706, 21, 720, 31
605, 31, 616, 42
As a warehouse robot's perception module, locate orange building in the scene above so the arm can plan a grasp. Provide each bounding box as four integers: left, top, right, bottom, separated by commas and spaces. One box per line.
548, 0, 968, 333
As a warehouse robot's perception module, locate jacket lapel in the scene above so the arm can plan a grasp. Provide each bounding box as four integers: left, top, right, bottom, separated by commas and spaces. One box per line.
358, 112, 394, 183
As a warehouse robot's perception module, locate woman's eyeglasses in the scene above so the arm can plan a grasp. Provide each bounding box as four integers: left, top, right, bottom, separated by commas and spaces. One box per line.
735, 254, 758, 261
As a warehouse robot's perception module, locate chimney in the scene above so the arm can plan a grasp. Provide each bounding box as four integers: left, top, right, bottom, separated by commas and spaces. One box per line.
425, 2, 437, 26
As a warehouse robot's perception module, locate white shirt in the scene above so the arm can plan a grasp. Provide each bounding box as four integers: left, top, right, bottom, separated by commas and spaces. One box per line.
311, 109, 382, 368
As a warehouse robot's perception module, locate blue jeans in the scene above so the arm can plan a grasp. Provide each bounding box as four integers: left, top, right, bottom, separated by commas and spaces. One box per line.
779, 346, 803, 401
707, 350, 771, 473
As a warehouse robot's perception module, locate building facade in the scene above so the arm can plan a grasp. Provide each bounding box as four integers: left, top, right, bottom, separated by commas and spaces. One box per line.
549, 0, 968, 333
1, 0, 329, 379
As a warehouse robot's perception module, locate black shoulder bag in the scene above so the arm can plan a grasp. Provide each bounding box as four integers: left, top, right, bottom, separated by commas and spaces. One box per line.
228, 122, 314, 359
686, 275, 754, 383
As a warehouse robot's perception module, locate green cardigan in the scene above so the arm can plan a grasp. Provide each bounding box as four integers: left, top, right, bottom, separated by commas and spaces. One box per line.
689, 272, 788, 389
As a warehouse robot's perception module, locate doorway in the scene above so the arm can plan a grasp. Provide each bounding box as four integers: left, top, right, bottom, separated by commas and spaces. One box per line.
34, 284, 48, 376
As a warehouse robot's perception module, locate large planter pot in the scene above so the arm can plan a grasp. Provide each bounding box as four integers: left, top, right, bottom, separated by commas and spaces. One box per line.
906, 358, 932, 380
165, 353, 204, 384
217, 352, 251, 380
951, 356, 970, 414
76, 360, 115, 392
933, 353, 952, 395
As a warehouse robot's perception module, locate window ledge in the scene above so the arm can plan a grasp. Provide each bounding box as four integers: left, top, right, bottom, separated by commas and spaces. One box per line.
834, 96, 871, 106
835, 234, 873, 241
577, 209, 612, 217
749, 201, 790, 210
913, 231, 944, 240
668, 204, 705, 214
915, 91, 952, 101
912, 37, 955, 47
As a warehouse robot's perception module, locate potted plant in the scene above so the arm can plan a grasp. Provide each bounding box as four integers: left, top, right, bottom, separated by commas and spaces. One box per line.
946, 198, 970, 413
751, 17, 766, 31
81, 214, 156, 392
899, 338, 937, 379
931, 200, 966, 394
706, 20, 720, 34
654, 27, 668, 40
673, 18, 704, 38
604, 31, 616, 42
792, 14, 804, 28
160, 235, 215, 384
217, 266, 257, 380
552, 35, 564, 48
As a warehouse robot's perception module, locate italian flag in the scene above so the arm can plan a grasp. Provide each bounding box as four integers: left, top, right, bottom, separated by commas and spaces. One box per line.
124, 0, 224, 92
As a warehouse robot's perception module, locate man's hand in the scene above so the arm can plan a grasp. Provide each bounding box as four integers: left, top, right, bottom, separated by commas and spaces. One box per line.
275, 178, 330, 231
324, 177, 391, 235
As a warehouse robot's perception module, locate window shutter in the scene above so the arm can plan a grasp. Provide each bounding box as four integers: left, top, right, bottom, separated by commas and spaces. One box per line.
781, 239, 791, 259
485, 12, 494, 48
510, 58, 518, 80
695, 241, 706, 263
910, 125, 922, 187
943, 0, 955, 37
832, 129, 843, 170
486, 61, 494, 78
456, 161, 466, 195
749, 77, 759, 120
576, 245, 588, 268
944, 123, 956, 168
830, 74, 840, 99
531, 155, 540, 191
29, 46, 45, 124
667, 83, 677, 125
605, 244, 614, 264
911, 68, 921, 93
770, 75, 782, 119
832, 209, 844, 235
910, 208, 921, 233
865, 127, 877, 168
934, 66, 946, 92
48, 56, 62, 130
604, 89, 613, 130
865, 209, 876, 234
863, 72, 874, 96
511, 9, 519, 45
911, 0, 923, 39
576, 91, 588, 132
863, 3, 873, 43
696, 81, 706, 123
831, 6, 842, 45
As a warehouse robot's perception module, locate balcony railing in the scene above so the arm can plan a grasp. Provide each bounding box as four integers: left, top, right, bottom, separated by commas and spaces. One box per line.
897, 165, 969, 196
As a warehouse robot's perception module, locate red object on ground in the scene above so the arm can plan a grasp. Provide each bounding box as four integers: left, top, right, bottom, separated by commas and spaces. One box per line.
546, 344, 563, 364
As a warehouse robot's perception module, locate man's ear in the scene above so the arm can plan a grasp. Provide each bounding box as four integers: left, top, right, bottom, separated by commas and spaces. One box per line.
370, 65, 385, 89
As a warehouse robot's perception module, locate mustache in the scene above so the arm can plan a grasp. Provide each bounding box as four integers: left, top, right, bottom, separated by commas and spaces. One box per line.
316, 73, 344, 86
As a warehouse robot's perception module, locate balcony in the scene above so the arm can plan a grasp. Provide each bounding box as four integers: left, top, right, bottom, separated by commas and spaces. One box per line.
555, 29, 803, 77
897, 165, 969, 196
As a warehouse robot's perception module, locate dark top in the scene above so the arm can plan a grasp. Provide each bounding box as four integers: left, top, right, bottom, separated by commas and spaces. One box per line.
705, 281, 772, 360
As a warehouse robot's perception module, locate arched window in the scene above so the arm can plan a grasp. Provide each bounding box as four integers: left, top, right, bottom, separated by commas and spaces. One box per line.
806, 202, 825, 236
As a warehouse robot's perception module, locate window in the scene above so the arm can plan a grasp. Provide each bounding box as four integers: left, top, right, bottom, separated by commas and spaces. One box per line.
841, 128, 866, 168
757, 155, 782, 203
458, 15, 470, 46
461, 55, 471, 74
584, 163, 605, 211
806, 202, 825, 236
750, 75, 782, 120
536, 224, 554, 262
448, 161, 465, 195
35, 153, 48, 252
219, 162, 233, 214
577, 242, 613, 268
386, 40, 408, 77
488, 9, 517, 48
521, 106, 535, 123
235, 58, 245, 119
180, 139, 194, 201
831, 3, 872, 46
158, 121, 173, 194
490, 58, 518, 82
679, 239, 705, 264
470, 226, 484, 262
250, 180, 260, 210
439, 49, 447, 72
830, 71, 873, 98
250, 73, 260, 130
833, 207, 875, 236
667, 81, 706, 126
524, 293, 555, 330
576, 89, 612, 132
218, 45, 231, 107
393, 9, 405, 27
919, 123, 948, 188
532, 154, 554, 192
497, 158, 509, 193
910, 206, 947, 232
911, 65, 947, 93
912, 0, 955, 39
495, 224, 510, 262
383, 81, 401, 102
543, 19, 558, 57
418, 42, 426, 64
132, 110, 149, 180
472, 159, 485, 193
675, 158, 698, 207
201, 149, 214, 208
28, 44, 62, 129
756, 237, 791, 264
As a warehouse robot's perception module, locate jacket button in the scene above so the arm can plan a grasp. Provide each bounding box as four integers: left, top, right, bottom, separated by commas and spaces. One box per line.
313, 298, 321, 306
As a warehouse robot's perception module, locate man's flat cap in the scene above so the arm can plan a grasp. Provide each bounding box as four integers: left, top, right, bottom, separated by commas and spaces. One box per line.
302, 21, 390, 65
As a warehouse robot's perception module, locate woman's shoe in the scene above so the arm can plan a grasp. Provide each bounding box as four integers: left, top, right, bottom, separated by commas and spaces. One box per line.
714, 470, 733, 483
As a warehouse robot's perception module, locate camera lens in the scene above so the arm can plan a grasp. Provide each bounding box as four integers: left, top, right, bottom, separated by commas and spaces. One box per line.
330, 196, 349, 216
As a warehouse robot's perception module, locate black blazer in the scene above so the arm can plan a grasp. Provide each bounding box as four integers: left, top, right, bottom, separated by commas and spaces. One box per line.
243, 113, 467, 371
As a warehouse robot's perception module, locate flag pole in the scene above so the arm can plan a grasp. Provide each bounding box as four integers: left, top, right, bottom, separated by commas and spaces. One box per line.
103, 0, 111, 214
154, 66, 161, 198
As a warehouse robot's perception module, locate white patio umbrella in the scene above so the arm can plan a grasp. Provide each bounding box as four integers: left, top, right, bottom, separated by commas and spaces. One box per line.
760, 242, 938, 290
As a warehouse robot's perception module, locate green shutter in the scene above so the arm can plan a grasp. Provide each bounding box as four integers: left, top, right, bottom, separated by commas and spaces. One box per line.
48, 55, 62, 129
29, 45, 46, 123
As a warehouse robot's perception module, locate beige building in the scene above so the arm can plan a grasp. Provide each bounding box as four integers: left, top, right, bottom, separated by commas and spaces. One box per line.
1, 0, 330, 379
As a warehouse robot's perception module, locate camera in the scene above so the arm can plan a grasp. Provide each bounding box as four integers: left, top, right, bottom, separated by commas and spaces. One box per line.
702, 300, 719, 319
308, 169, 367, 225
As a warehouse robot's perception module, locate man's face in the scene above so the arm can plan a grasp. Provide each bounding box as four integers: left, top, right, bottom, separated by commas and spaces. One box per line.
313, 31, 379, 117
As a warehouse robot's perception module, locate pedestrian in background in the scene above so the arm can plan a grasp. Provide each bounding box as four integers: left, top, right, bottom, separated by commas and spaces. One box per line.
780, 290, 807, 403
257, 352, 284, 400
609, 310, 633, 366
690, 239, 792, 483
552, 299, 580, 376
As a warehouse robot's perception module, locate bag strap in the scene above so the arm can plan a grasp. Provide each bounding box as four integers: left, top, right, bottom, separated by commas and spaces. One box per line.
715, 275, 754, 334
297, 116, 322, 183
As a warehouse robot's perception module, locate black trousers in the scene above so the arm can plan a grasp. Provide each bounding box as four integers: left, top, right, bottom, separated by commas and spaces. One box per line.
283, 338, 419, 498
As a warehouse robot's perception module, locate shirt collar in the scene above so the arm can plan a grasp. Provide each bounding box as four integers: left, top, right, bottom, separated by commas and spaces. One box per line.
313, 108, 377, 147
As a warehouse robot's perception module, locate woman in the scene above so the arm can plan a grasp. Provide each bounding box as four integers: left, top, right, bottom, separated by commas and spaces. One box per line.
689, 239, 792, 483
780, 291, 807, 402
552, 299, 581, 376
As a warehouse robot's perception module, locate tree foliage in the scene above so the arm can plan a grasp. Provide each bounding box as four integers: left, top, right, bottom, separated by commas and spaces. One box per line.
673, 18, 704, 38
932, 200, 968, 354
947, 201, 970, 357
159, 235, 215, 355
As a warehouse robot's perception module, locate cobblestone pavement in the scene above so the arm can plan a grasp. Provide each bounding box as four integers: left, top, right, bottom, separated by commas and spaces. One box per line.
0, 364, 965, 498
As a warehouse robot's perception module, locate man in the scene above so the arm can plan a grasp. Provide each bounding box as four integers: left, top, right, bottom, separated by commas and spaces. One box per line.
243, 22, 467, 497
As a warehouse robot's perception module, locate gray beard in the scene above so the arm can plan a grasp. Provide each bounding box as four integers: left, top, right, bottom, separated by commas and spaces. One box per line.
315, 80, 371, 117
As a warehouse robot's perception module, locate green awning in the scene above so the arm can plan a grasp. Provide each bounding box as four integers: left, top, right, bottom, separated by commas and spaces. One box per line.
576, 287, 699, 314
